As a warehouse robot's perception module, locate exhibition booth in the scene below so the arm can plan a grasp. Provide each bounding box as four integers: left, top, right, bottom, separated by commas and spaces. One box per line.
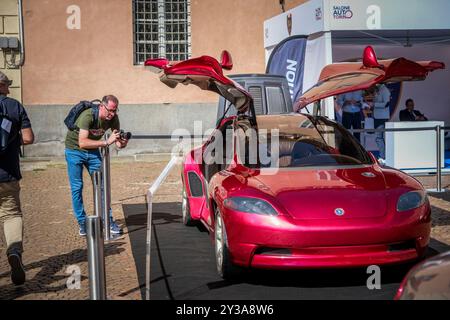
264, 0, 450, 173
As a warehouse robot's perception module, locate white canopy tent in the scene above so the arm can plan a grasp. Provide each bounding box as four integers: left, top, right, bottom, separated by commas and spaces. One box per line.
264, 0, 450, 123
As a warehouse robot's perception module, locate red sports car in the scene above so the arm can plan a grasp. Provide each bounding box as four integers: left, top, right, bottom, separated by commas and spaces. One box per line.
145, 47, 444, 279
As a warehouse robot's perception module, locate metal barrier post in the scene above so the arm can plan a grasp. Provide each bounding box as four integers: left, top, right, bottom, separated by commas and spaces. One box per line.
102, 135, 111, 241
91, 171, 103, 217
145, 192, 153, 301
145, 156, 180, 300
437, 125, 443, 192
428, 125, 445, 193
86, 216, 107, 300
88, 171, 107, 300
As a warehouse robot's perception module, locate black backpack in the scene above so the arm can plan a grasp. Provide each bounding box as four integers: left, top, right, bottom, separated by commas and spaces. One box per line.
64, 100, 100, 131
0, 97, 18, 155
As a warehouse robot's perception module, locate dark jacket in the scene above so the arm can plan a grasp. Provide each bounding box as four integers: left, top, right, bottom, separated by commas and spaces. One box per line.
399, 109, 428, 122
0, 95, 31, 182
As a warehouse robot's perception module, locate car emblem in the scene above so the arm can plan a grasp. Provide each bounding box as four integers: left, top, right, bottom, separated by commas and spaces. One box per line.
334, 208, 345, 216
362, 172, 376, 178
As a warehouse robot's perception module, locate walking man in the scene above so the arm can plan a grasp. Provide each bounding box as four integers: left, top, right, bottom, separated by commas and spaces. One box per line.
0, 71, 34, 285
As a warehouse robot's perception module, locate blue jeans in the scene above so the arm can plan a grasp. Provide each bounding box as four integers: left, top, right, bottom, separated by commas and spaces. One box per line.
342, 111, 362, 142
65, 148, 112, 227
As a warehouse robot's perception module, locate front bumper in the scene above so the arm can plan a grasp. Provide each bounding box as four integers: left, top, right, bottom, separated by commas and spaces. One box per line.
222, 205, 431, 270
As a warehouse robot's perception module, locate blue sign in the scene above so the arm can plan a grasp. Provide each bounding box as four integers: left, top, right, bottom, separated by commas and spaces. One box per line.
266, 35, 308, 104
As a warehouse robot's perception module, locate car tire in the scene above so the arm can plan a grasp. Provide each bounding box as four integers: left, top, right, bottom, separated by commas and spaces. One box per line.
215, 207, 241, 280
182, 186, 196, 226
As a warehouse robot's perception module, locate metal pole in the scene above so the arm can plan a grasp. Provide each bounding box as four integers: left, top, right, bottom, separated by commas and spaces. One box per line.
91, 171, 103, 217
145, 192, 153, 301
102, 136, 111, 241
86, 215, 107, 300
436, 125, 442, 192
427, 125, 445, 193
17, 0, 26, 67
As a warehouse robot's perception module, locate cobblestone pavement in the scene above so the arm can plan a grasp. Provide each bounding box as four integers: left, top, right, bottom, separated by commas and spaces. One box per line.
0, 158, 449, 300
0, 159, 181, 300
418, 175, 450, 246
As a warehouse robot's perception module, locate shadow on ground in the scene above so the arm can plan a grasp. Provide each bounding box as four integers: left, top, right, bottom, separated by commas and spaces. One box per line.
429, 190, 450, 228
0, 242, 125, 300
430, 191, 450, 202
431, 205, 450, 227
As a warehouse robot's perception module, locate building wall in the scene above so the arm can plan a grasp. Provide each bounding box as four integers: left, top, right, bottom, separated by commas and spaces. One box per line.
21, 0, 306, 105
23, 102, 218, 157
19, 0, 306, 157
0, 0, 21, 101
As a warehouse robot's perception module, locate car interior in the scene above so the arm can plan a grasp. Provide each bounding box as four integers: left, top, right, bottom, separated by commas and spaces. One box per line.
202, 122, 234, 182
239, 115, 372, 168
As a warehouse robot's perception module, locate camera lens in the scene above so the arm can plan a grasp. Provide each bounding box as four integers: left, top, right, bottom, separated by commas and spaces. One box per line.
118, 130, 132, 140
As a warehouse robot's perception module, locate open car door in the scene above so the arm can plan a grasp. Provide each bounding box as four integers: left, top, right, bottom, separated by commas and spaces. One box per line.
145, 50, 253, 116
145, 51, 254, 230
294, 46, 445, 111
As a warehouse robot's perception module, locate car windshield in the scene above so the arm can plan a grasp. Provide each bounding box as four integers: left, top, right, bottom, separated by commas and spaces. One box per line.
236, 115, 373, 168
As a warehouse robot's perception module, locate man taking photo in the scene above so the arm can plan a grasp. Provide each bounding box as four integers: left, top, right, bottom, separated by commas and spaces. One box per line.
65, 95, 128, 236
0, 71, 34, 285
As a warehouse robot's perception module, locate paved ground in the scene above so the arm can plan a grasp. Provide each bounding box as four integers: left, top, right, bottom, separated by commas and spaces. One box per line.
0, 157, 449, 300
0, 159, 168, 300
128, 175, 450, 300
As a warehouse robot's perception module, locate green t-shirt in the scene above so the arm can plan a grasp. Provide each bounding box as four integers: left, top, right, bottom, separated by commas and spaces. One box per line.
65, 109, 120, 150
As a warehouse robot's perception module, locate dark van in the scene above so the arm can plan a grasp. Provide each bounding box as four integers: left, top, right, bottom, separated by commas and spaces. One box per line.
217, 74, 293, 122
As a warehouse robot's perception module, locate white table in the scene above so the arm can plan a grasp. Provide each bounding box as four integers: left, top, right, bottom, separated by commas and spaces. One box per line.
385, 121, 445, 170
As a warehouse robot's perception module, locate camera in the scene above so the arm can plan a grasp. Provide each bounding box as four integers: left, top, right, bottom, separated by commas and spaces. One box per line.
118, 130, 132, 140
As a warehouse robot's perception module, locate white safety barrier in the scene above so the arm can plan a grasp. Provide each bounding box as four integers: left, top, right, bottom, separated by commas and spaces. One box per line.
352, 125, 449, 193
145, 155, 182, 300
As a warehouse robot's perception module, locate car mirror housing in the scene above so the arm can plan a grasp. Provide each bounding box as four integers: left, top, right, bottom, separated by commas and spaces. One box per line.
220, 50, 233, 70
363, 46, 384, 70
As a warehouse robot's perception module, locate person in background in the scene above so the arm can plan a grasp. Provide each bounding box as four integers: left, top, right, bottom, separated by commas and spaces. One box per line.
337, 90, 364, 142
369, 84, 391, 160
334, 96, 343, 124
399, 98, 428, 121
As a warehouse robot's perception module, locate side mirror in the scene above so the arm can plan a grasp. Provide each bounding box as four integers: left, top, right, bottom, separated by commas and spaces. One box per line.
363, 46, 384, 70
220, 50, 233, 70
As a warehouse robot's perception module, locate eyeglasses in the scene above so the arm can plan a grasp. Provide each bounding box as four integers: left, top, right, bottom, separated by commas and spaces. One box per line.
102, 103, 119, 114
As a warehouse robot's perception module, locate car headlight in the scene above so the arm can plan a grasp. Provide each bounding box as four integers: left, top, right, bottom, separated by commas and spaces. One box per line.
397, 190, 427, 212
223, 197, 278, 216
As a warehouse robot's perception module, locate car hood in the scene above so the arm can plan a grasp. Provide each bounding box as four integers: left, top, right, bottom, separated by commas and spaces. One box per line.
249, 166, 388, 220
144, 51, 252, 113
294, 46, 445, 111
